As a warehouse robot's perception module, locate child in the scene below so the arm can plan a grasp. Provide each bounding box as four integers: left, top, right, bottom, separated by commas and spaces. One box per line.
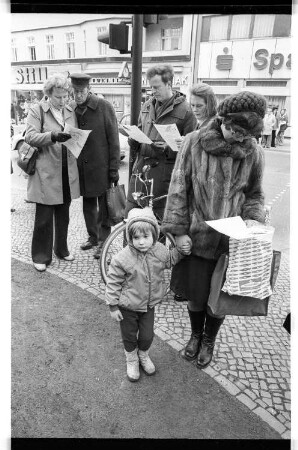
105, 207, 191, 382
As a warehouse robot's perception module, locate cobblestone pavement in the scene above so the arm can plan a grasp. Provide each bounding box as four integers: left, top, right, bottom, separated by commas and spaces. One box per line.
11, 184, 291, 439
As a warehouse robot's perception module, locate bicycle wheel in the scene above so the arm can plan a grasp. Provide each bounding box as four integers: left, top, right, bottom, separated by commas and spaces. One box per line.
100, 220, 176, 285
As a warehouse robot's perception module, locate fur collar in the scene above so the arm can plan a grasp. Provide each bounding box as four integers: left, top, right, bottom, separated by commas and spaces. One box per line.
198, 118, 258, 160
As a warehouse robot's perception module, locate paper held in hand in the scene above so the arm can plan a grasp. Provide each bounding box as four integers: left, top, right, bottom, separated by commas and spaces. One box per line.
154, 123, 181, 152
205, 216, 275, 241
121, 124, 153, 144
63, 123, 92, 158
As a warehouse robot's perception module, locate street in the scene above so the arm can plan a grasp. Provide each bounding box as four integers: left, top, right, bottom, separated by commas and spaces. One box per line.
10, 144, 291, 441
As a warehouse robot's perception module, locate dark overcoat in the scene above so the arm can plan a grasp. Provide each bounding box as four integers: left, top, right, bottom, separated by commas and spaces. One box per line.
74, 94, 120, 197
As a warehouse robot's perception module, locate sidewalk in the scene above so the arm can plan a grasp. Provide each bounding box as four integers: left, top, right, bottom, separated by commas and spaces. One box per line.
10, 182, 291, 439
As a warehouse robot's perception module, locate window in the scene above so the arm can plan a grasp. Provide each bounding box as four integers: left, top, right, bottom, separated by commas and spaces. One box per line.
209, 15, 229, 40
65, 32, 75, 58
28, 36, 36, 61
11, 38, 18, 62
230, 15, 251, 39
253, 15, 275, 38
83, 30, 87, 56
97, 26, 108, 55
46, 34, 55, 60
161, 27, 182, 51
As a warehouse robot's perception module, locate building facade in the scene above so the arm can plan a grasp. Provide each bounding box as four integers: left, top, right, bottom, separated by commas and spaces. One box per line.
194, 14, 291, 132
11, 14, 196, 122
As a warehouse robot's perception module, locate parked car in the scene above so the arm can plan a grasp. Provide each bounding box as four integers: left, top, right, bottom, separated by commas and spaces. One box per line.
11, 127, 128, 161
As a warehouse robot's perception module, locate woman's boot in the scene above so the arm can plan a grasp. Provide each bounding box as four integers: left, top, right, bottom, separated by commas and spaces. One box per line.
196, 314, 224, 369
124, 348, 140, 382
138, 349, 156, 375
184, 309, 206, 360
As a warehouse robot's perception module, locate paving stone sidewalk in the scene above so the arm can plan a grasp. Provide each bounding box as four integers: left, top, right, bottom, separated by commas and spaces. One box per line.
11, 185, 291, 439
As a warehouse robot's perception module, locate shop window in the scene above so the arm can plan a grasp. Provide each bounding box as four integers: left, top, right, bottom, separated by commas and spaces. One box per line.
46, 34, 55, 60
83, 30, 87, 56
28, 36, 36, 61
161, 27, 182, 51
65, 32, 75, 59
230, 15, 251, 39
11, 38, 18, 62
253, 15, 275, 38
97, 26, 108, 55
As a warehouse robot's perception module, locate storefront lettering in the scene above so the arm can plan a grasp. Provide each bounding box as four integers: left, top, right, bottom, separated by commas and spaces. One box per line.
15, 67, 48, 84
91, 77, 130, 85
254, 49, 291, 75
141, 74, 189, 86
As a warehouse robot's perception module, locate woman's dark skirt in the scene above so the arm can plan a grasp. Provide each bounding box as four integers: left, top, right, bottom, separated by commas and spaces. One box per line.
170, 254, 218, 309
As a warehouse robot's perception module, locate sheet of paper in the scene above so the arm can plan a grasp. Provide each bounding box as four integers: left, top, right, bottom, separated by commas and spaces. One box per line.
205, 216, 250, 240
63, 123, 92, 158
121, 124, 152, 144
154, 123, 181, 152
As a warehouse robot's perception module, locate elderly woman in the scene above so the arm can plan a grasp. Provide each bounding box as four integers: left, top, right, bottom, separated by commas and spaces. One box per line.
25, 73, 80, 272
162, 91, 267, 369
174, 83, 217, 301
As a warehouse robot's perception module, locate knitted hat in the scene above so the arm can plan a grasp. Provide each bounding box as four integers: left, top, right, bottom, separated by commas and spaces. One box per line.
126, 208, 160, 242
217, 91, 267, 119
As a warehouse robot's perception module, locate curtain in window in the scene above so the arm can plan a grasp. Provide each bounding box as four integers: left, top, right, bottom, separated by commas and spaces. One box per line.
230, 15, 251, 39
209, 15, 229, 40
253, 15, 275, 38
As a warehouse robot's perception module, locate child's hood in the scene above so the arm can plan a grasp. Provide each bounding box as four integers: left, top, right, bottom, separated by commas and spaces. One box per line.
126, 207, 160, 243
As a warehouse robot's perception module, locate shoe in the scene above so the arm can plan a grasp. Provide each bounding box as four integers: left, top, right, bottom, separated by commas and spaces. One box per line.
124, 348, 140, 382
80, 239, 98, 250
11, 208, 16, 212
184, 309, 206, 360
138, 349, 156, 375
62, 254, 75, 261
196, 314, 225, 369
33, 263, 46, 272
94, 242, 104, 259
174, 293, 188, 302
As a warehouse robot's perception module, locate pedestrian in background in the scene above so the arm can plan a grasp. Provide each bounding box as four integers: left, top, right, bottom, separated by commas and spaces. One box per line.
276, 108, 289, 145
162, 91, 267, 369
271, 106, 279, 148
70, 73, 120, 259
262, 107, 275, 148
174, 82, 218, 301
124, 64, 197, 222
25, 73, 80, 272
105, 208, 191, 382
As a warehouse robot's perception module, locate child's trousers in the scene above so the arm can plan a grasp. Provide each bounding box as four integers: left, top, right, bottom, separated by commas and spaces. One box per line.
119, 306, 155, 352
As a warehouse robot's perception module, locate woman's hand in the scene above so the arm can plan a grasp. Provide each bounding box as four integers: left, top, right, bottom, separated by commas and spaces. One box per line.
175, 235, 192, 255
175, 136, 185, 151
110, 309, 123, 322
245, 219, 263, 228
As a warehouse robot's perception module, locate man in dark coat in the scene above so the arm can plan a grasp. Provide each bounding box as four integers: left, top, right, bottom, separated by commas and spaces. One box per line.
124, 64, 197, 221
70, 73, 120, 258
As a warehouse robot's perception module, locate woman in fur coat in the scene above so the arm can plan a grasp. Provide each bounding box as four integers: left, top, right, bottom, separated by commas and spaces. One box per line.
162, 91, 267, 369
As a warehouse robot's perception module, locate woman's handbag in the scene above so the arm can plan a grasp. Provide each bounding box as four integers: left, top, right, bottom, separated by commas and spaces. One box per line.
17, 142, 39, 175
207, 250, 281, 317
106, 183, 126, 226
16, 104, 44, 176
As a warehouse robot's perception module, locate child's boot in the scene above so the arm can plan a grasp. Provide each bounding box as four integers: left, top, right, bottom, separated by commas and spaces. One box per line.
124, 348, 140, 382
138, 349, 156, 375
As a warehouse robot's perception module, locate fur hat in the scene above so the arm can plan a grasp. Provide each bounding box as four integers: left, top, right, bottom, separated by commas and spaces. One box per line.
126, 208, 160, 242
217, 91, 267, 119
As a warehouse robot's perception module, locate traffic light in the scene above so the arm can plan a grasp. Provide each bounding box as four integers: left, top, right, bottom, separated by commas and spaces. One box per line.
97, 23, 129, 54
143, 14, 168, 27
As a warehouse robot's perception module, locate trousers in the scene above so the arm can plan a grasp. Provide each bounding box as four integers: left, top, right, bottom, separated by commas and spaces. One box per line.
119, 306, 155, 352
32, 155, 71, 265
82, 193, 111, 244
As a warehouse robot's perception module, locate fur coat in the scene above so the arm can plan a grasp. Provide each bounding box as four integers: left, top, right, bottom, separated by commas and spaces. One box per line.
161, 118, 266, 260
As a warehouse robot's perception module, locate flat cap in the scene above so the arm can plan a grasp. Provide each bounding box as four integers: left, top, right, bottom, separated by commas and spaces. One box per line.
69, 73, 91, 87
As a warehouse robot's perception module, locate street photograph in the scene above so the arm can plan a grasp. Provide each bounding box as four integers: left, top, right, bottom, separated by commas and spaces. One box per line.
7, 7, 293, 449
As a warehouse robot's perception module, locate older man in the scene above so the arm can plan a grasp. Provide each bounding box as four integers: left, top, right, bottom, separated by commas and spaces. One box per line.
125, 64, 197, 221
70, 73, 120, 258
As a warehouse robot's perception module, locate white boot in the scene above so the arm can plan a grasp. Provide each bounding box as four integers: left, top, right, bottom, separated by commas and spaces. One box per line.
138, 349, 156, 375
124, 348, 140, 382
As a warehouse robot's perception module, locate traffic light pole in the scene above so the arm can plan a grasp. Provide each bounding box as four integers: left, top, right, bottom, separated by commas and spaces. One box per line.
129, 14, 143, 179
